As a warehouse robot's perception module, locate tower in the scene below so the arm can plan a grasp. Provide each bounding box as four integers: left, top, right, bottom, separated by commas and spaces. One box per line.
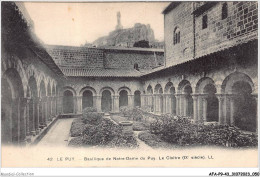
116, 11, 123, 30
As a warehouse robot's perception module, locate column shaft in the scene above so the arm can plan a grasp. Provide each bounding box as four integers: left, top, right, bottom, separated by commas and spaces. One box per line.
192, 95, 198, 123
113, 95, 119, 113
95, 96, 102, 112
217, 95, 224, 125
202, 97, 207, 122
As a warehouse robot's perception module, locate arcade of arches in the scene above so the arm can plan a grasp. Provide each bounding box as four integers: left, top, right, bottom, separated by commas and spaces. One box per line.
1, 60, 59, 145
2, 58, 258, 146
1, 2, 258, 146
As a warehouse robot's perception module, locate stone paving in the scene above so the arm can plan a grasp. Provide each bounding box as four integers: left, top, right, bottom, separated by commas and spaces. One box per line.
37, 116, 153, 150
37, 118, 75, 147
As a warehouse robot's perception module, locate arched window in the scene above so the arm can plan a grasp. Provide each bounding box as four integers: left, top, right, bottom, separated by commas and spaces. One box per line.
173, 27, 180, 45
222, 3, 228, 20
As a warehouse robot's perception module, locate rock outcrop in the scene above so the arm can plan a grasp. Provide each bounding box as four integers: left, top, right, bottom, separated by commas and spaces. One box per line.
92, 23, 155, 48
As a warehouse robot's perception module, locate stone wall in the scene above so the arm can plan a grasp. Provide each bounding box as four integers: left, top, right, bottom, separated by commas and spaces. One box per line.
164, 2, 258, 67
46, 45, 164, 70
164, 2, 194, 67
195, 1, 258, 58
104, 50, 164, 69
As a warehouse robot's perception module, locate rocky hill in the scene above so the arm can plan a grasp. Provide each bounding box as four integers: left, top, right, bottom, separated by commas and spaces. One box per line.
91, 23, 155, 48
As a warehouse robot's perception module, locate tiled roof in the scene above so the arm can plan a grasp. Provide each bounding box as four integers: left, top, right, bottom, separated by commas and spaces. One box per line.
45, 44, 164, 53
141, 38, 257, 77
61, 67, 142, 78
101, 47, 164, 53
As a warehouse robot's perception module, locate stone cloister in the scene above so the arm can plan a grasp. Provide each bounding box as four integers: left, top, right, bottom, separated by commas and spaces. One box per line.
1, 2, 258, 146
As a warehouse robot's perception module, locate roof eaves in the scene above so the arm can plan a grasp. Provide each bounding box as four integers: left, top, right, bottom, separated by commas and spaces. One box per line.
192, 2, 218, 17
162, 2, 181, 14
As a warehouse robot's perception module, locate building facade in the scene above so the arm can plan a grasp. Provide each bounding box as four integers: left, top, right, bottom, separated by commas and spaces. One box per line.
1, 1, 258, 145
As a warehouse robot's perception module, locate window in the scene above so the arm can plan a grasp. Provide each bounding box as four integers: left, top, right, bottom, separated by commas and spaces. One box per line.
173, 27, 180, 45
134, 63, 139, 70
222, 3, 228, 20
202, 15, 208, 29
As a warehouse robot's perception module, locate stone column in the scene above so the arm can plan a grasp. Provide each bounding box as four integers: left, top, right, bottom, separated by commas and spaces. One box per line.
192, 94, 198, 123
51, 96, 55, 116
140, 94, 145, 107
95, 95, 102, 112
16, 98, 21, 143
26, 98, 30, 136
55, 96, 58, 115
113, 95, 120, 113
252, 93, 258, 132
42, 97, 47, 127
230, 96, 235, 125
154, 94, 158, 113
58, 96, 63, 114
149, 94, 153, 111
175, 94, 180, 115
181, 94, 188, 116
73, 96, 77, 114
225, 94, 232, 125
19, 97, 28, 145
163, 94, 170, 114
197, 95, 203, 122
48, 96, 52, 121
35, 97, 40, 133
202, 95, 207, 122
152, 95, 155, 112
49, 96, 52, 119
128, 94, 134, 109
31, 98, 36, 136
216, 94, 225, 125
77, 96, 82, 113
163, 94, 167, 113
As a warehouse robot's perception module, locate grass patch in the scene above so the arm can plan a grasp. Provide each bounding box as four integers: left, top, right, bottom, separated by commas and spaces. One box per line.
138, 131, 178, 149
68, 137, 83, 147
70, 118, 85, 137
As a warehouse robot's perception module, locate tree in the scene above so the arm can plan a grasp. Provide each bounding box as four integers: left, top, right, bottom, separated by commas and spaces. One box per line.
133, 40, 150, 48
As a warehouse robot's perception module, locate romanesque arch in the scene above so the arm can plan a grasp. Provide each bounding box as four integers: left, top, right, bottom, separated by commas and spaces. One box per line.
178, 80, 193, 117
222, 72, 256, 131
146, 85, 154, 111
118, 87, 132, 95
221, 71, 254, 94
80, 87, 96, 110
62, 87, 76, 114
196, 77, 218, 122
2, 68, 25, 144
119, 90, 128, 108
2, 55, 28, 98
154, 84, 163, 114
147, 85, 153, 94
165, 82, 176, 114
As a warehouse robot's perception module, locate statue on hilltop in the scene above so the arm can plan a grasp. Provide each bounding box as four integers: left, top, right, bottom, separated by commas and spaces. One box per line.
115, 11, 123, 30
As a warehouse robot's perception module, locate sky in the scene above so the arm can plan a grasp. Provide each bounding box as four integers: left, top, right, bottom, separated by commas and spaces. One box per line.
24, 2, 169, 46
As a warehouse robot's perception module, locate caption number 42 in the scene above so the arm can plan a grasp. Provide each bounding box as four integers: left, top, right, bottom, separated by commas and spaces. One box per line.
47, 158, 53, 161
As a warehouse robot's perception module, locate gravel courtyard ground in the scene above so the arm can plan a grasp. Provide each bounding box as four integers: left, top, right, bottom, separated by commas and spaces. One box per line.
37, 118, 75, 147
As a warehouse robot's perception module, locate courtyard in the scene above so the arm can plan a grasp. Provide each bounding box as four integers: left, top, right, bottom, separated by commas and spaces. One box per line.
35, 107, 258, 149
